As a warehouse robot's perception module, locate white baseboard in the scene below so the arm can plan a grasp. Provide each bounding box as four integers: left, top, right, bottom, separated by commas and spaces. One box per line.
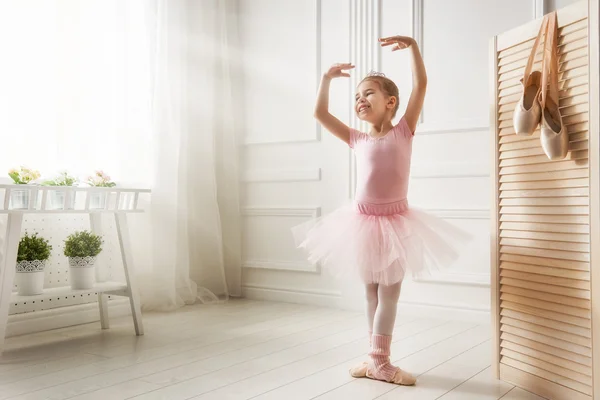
242, 284, 342, 308
242, 284, 490, 324
6, 299, 132, 337
398, 300, 490, 324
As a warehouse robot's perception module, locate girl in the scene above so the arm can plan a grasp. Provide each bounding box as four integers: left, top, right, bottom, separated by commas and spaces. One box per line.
294, 35, 470, 385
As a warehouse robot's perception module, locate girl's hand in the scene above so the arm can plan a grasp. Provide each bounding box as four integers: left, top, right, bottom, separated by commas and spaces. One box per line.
379, 36, 416, 51
324, 63, 355, 79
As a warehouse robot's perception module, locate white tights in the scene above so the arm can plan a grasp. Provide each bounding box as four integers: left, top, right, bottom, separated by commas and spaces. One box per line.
365, 282, 402, 336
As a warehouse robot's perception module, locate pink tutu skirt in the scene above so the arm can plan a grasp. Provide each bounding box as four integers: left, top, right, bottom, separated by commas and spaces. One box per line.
292, 199, 471, 286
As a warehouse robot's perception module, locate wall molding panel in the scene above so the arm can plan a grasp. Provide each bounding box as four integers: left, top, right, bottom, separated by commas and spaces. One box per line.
243, 0, 322, 146
242, 168, 322, 183
242, 206, 321, 272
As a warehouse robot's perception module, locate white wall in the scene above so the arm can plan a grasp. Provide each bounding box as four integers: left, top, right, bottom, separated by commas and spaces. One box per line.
238, 0, 580, 321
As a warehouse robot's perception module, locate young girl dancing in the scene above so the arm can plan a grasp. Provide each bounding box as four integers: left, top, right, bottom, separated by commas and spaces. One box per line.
294, 35, 469, 385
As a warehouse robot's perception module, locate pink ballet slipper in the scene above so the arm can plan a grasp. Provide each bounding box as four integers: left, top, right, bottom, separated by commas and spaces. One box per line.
351, 334, 416, 385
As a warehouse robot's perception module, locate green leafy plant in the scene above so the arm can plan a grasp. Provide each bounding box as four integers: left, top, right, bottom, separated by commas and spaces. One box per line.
43, 171, 78, 186
63, 231, 103, 258
8, 166, 41, 184
17, 233, 52, 262
87, 170, 116, 188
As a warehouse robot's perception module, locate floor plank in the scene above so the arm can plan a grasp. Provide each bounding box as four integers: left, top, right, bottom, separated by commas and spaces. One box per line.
0, 299, 544, 400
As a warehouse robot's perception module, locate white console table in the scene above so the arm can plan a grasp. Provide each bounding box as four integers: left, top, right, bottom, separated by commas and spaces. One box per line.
0, 184, 150, 351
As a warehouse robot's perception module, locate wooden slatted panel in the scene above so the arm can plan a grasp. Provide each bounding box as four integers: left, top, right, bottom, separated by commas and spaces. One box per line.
493, 3, 591, 399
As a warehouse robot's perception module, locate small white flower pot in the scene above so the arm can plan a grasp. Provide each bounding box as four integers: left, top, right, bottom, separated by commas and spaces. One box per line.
16, 260, 46, 296
89, 192, 107, 210
68, 256, 97, 290
10, 189, 36, 210
49, 190, 75, 210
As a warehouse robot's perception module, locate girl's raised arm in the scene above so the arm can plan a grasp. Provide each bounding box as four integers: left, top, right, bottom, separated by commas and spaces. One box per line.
314, 63, 355, 145
380, 36, 427, 133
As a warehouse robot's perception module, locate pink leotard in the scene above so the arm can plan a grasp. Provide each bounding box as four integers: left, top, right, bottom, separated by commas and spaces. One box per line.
349, 117, 413, 206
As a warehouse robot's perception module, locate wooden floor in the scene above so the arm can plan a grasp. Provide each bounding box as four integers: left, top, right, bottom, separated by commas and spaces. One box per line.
0, 299, 545, 400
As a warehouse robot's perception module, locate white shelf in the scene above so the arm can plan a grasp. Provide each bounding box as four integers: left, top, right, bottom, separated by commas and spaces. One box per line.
11, 281, 128, 303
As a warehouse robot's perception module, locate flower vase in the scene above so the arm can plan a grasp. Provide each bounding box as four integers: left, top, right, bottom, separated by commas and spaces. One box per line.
68, 256, 97, 290
49, 190, 75, 210
89, 192, 107, 210
10, 189, 34, 210
16, 260, 46, 296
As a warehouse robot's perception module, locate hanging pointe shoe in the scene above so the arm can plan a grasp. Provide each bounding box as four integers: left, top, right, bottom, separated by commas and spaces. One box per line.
513, 70, 542, 136
539, 12, 568, 160
540, 95, 568, 160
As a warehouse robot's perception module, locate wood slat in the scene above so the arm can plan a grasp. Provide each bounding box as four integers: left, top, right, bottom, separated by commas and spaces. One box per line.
500, 138, 545, 152
497, 18, 588, 59
500, 276, 590, 298
560, 75, 590, 94
500, 237, 589, 252
501, 348, 592, 387
560, 93, 590, 108
501, 292, 590, 320
499, 169, 589, 183
500, 187, 589, 198
500, 205, 588, 215
500, 222, 590, 234
502, 340, 591, 376
500, 178, 589, 191
500, 229, 589, 244
500, 324, 591, 357
500, 254, 589, 271
498, 53, 588, 92
500, 196, 588, 206
498, 35, 587, 75
500, 214, 589, 224
502, 308, 591, 338
502, 332, 592, 367
500, 269, 590, 290
499, 120, 590, 137
501, 356, 592, 396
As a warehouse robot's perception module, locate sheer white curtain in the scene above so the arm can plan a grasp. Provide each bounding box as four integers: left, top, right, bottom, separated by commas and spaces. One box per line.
140, 0, 243, 309
0, 0, 242, 310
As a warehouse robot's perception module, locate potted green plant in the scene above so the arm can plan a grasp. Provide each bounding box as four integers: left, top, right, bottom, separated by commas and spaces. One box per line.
86, 170, 116, 209
64, 231, 103, 290
43, 171, 78, 210
16, 233, 52, 295
8, 166, 41, 210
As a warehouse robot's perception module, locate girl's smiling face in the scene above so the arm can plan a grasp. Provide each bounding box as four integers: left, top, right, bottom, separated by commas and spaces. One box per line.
355, 80, 398, 123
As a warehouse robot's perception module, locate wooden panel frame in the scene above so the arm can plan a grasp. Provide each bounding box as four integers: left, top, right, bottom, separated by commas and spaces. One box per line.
588, 0, 599, 396
491, 1, 596, 398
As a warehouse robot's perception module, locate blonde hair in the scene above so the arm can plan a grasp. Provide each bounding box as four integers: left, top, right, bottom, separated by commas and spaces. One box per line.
358, 72, 400, 118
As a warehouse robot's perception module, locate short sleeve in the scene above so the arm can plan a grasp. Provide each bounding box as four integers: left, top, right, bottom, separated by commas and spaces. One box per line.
395, 116, 414, 138
348, 128, 367, 149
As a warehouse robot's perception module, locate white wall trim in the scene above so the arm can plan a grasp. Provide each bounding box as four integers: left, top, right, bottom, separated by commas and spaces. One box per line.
348, 0, 382, 198
398, 299, 490, 324
243, 284, 342, 307
411, 162, 489, 179
412, 0, 424, 123
416, 118, 489, 135
243, 0, 322, 146
413, 272, 491, 287
242, 206, 321, 218
534, 0, 547, 18
243, 284, 489, 323
423, 208, 490, 220
242, 206, 321, 272
242, 259, 319, 273
6, 298, 131, 337
242, 168, 321, 183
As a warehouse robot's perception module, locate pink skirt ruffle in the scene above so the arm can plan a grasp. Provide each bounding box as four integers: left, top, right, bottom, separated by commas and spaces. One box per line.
292, 200, 471, 286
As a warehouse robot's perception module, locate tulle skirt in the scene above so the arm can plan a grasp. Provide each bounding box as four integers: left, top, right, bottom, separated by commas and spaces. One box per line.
292, 199, 471, 286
